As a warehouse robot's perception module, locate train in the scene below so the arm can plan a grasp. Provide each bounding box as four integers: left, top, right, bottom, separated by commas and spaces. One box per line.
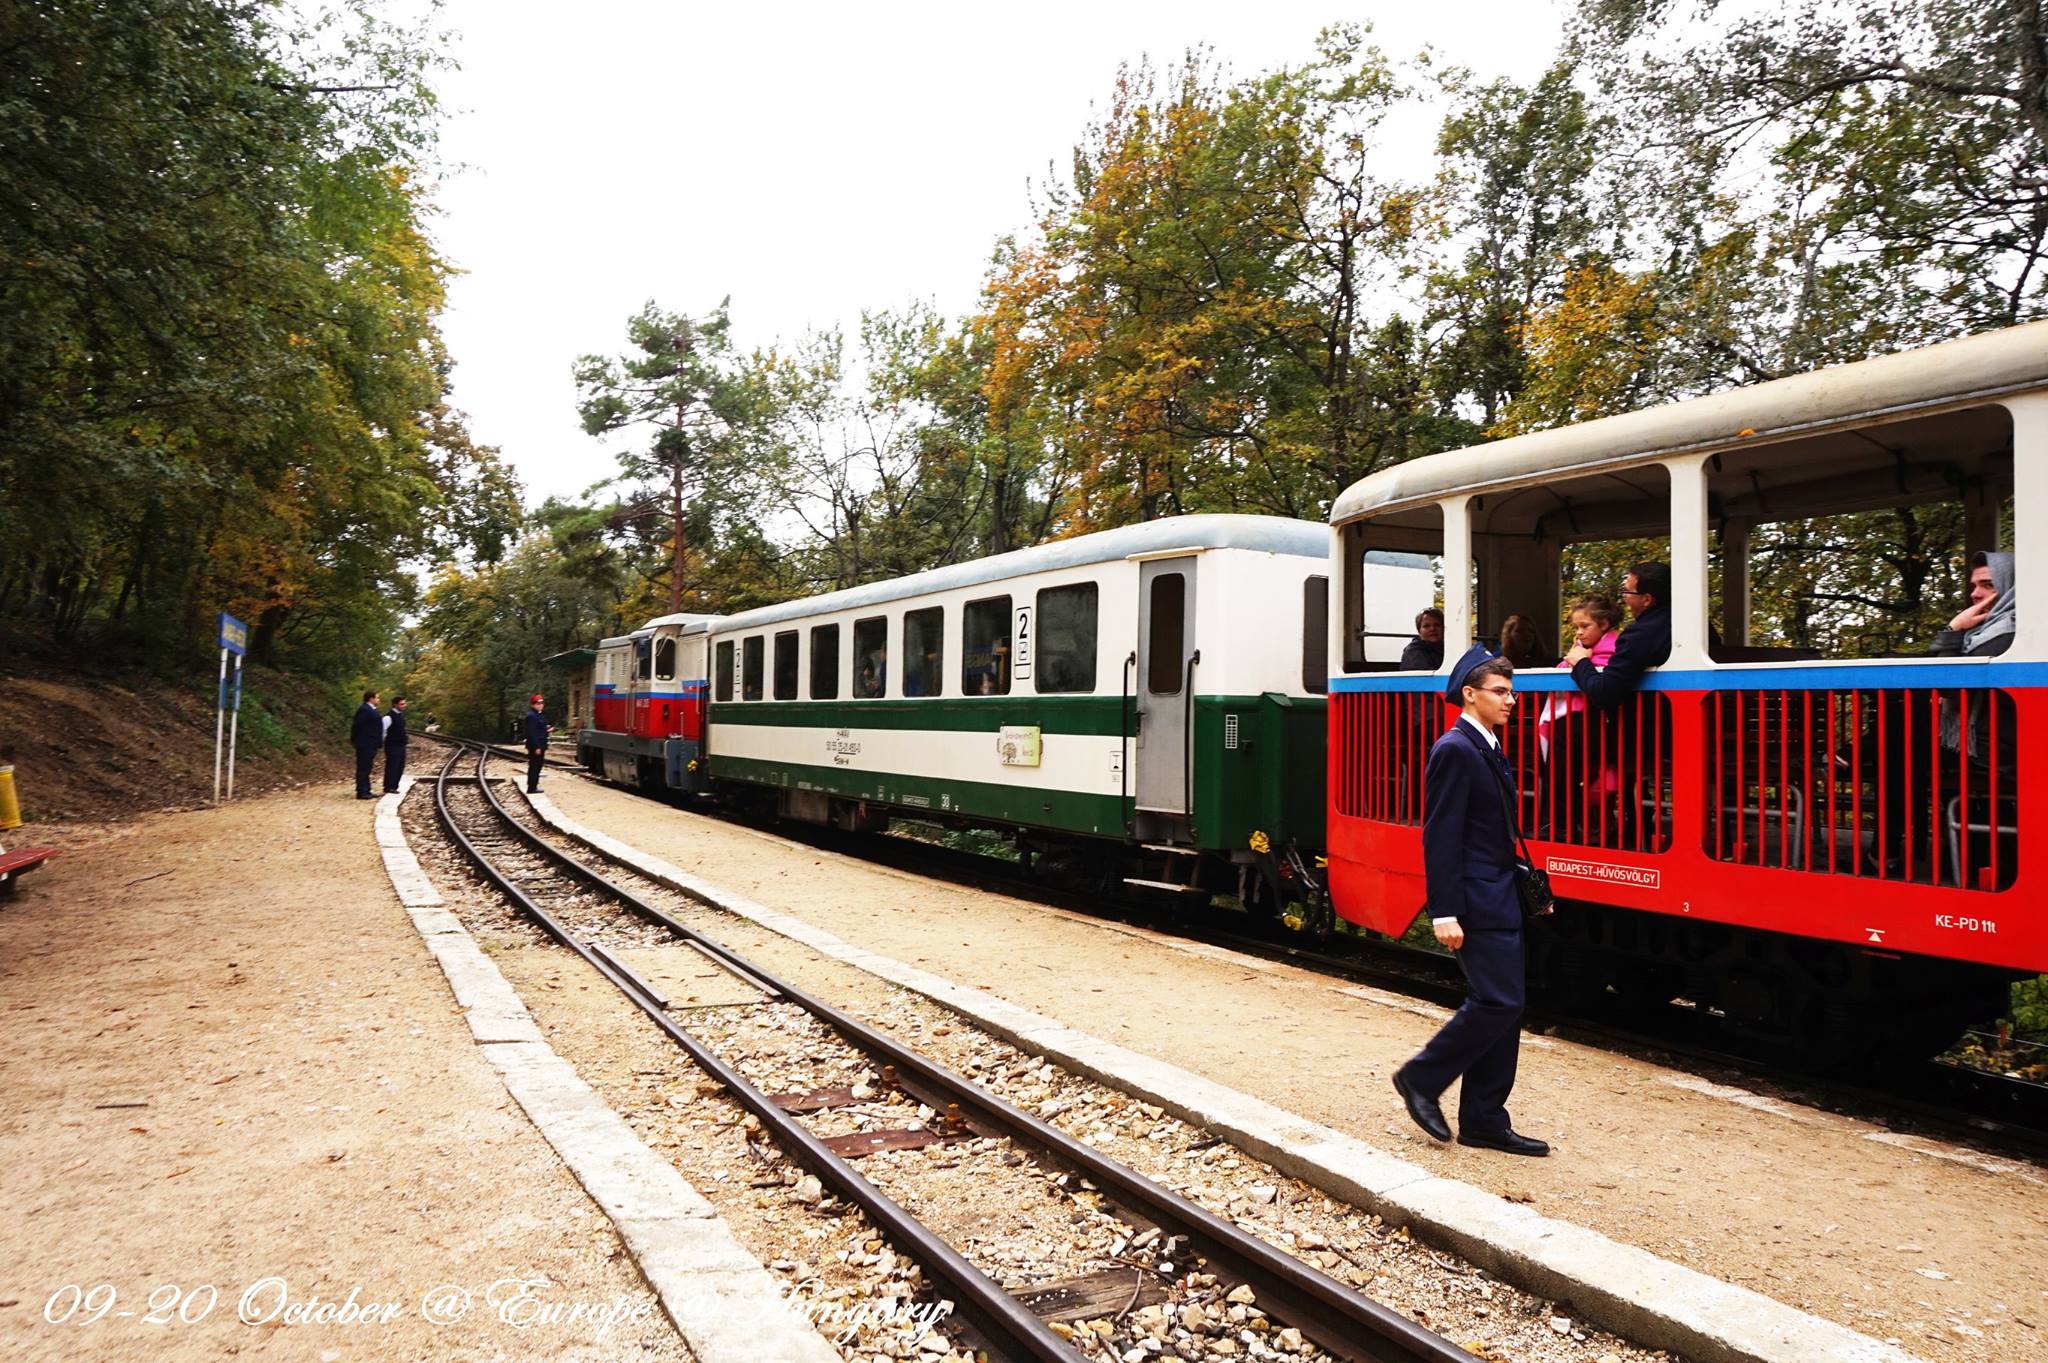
572, 516, 1431, 913
560, 320, 2048, 1058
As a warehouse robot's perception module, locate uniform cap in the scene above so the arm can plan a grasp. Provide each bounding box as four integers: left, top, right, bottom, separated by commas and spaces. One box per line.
1444, 643, 1499, 705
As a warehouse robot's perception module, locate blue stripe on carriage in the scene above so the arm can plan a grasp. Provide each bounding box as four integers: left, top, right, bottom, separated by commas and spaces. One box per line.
1328, 659, 2048, 694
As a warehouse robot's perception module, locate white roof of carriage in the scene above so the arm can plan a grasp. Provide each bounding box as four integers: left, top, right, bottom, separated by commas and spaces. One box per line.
1331, 319, 2048, 527
710, 514, 1331, 633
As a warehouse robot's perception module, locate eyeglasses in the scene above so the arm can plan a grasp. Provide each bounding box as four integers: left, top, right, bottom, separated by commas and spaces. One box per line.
1475, 686, 1516, 700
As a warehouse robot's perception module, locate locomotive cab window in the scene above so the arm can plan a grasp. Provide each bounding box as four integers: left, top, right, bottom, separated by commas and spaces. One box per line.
1035, 582, 1098, 693
962, 596, 1011, 695
741, 636, 764, 702
810, 624, 840, 699
853, 616, 887, 698
902, 607, 944, 697
772, 630, 798, 701
715, 641, 733, 702
635, 637, 652, 680
654, 637, 676, 682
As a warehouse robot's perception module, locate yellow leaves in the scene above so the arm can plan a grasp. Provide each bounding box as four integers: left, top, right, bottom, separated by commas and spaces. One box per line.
1494, 262, 1662, 437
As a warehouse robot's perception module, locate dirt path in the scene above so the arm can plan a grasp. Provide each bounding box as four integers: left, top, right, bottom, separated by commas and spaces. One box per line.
0, 783, 692, 1363
544, 773, 2048, 1363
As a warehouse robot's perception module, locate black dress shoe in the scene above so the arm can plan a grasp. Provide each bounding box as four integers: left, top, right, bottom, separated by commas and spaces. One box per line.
1392, 1068, 1451, 1142
1458, 1128, 1549, 1156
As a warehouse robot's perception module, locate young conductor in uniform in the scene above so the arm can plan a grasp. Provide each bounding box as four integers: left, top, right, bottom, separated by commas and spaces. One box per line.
522, 694, 551, 794
1393, 646, 1549, 1156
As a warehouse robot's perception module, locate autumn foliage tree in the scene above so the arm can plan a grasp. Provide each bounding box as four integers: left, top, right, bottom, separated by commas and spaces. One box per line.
0, 0, 518, 675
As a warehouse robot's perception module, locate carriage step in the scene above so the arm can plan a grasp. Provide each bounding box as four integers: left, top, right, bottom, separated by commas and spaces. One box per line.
1123, 877, 1207, 894
1140, 843, 1198, 856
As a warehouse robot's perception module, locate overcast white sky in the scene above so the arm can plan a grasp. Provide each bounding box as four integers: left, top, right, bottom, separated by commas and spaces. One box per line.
429, 2, 1566, 508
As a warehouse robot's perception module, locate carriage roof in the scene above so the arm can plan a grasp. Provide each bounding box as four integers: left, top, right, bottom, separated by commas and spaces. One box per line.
1331, 320, 2048, 527
709, 514, 1330, 634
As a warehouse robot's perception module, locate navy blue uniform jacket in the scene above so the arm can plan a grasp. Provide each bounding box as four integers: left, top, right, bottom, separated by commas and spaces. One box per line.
351, 703, 382, 752
384, 708, 408, 750
1422, 723, 1522, 932
522, 710, 549, 750
1571, 604, 1670, 710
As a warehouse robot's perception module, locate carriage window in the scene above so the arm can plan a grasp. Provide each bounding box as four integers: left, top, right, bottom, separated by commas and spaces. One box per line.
715, 641, 733, 702
1036, 583, 1098, 693
654, 637, 676, 682
1703, 404, 2013, 660
1302, 576, 1329, 694
741, 636, 764, 702
772, 631, 798, 700
853, 616, 887, 698
1147, 573, 1186, 695
902, 607, 944, 697
1340, 508, 1443, 672
810, 624, 839, 699
962, 596, 1011, 696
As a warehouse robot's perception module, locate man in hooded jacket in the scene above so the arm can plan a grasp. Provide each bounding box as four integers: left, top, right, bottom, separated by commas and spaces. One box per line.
1874, 549, 2016, 876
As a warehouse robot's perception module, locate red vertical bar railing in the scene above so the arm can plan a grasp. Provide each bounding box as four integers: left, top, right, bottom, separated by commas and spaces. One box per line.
1776, 692, 1789, 867
1825, 690, 1838, 875
1753, 692, 1766, 862
1916, 691, 1933, 880
1396, 694, 1408, 824
1878, 692, 1890, 881
1949, 691, 1966, 880
1851, 691, 1864, 878
1711, 693, 1723, 862
1800, 691, 1814, 869
1989, 693, 2001, 889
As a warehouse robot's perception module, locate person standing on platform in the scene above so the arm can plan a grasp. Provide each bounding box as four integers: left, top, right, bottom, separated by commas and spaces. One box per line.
351, 690, 382, 800
522, 693, 551, 793
1393, 646, 1549, 1157
381, 696, 410, 794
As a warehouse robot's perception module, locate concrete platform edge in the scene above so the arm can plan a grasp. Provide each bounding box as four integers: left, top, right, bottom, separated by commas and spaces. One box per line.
373, 776, 838, 1363
524, 789, 1926, 1363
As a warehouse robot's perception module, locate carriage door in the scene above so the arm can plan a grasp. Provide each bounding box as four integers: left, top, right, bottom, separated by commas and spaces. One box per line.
1135, 556, 1197, 826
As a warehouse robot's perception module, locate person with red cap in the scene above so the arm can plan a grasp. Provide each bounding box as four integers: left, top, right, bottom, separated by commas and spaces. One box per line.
521, 693, 551, 793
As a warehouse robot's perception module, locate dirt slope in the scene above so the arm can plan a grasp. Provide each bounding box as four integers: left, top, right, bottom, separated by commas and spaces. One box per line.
0, 666, 354, 824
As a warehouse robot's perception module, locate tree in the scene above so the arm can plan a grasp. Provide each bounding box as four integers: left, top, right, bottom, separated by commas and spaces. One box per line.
574, 301, 775, 615
0, 0, 512, 675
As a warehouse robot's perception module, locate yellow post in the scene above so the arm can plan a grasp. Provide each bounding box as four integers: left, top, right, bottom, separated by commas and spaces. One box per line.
0, 765, 21, 831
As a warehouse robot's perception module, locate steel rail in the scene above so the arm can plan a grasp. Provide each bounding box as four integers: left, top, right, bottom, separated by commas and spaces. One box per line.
671, 787, 2048, 1157
429, 743, 1086, 1363
442, 741, 1476, 1363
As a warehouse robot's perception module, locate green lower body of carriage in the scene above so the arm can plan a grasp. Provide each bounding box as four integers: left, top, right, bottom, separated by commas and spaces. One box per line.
706, 694, 1326, 856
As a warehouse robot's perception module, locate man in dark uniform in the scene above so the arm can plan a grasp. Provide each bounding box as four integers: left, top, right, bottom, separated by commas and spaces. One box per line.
381, 695, 410, 794
522, 693, 550, 794
350, 690, 382, 800
1393, 646, 1549, 1156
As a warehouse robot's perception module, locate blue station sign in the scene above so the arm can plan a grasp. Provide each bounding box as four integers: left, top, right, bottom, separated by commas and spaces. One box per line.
218, 612, 249, 656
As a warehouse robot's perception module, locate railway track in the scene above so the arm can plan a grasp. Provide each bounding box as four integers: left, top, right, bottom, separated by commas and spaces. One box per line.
594, 765, 2048, 1161
420, 737, 1480, 1363
418, 732, 2048, 1159
874, 825, 2048, 1162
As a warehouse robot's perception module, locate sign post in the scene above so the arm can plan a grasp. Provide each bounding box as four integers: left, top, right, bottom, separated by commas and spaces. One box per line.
215, 614, 248, 805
